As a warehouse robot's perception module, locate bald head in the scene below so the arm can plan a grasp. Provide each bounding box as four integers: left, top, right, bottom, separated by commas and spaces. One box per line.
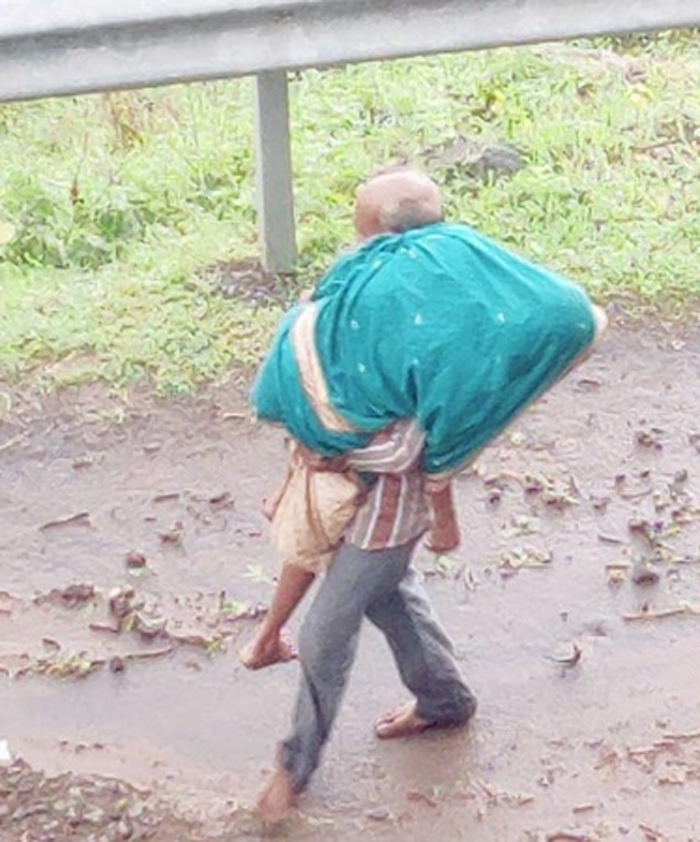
354, 168, 443, 242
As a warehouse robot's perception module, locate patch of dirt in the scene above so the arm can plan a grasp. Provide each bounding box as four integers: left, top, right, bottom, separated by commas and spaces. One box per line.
1, 322, 700, 841
200, 259, 297, 307
0, 758, 201, 842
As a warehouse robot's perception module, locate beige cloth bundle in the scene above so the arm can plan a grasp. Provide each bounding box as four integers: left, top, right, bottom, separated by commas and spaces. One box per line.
269, 443, 366, 573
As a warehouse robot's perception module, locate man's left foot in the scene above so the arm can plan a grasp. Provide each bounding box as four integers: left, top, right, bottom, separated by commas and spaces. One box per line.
256, 767, 296, 824
375, 702, 430, 739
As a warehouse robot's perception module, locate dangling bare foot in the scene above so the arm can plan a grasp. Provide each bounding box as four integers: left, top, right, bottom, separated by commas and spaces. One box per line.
262, 483, 285, 522
256, 767, 296, 824
239, 629, 298, 670
375, 701, 430, 739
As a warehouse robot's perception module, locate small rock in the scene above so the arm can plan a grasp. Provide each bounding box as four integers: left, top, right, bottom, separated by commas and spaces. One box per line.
133, 612, 167, 640
607, 569, 626, 588
12, 802, 49, 821
127, 802, 145, 820
673, 469, 688, 485
83, 805, 107, 825
631, 563, 660, 587
366, 807, 391, 822
109, 656, 126, 674
117, 818, 134, 839
125, 552, 147, 571
108, 587, 137, 622
72, 455, 94, 470
158, 527, 183, 547
56, 584, 96, 609
635, 427, 664, 450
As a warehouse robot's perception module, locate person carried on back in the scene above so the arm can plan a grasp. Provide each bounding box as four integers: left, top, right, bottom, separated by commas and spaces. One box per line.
241, 166, 607, 823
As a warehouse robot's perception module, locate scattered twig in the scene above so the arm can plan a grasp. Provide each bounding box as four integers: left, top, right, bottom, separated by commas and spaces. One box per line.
499, 547, 552, 576
209, 491, 234, 510
628, 743, 671, 758
622, 603, 700, 622
598, 533, 623, 545
122, 646, 174, 662
618, 488, 652, 501
88, 622, 120, 635
406, 790, 439, 807
634, 137, 683, 154
39, 512, 91, 531
638, 823, 666, 842
0, 434, 27, 452
662, 730, 700, 743
153, 492, 180, 504
36, 584, 96, 609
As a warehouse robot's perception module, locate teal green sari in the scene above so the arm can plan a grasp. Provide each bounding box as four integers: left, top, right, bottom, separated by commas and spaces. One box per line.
253, 222, 596, 476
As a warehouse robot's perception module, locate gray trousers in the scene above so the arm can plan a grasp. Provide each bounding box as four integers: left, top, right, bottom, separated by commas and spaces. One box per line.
279, 539, 477, 792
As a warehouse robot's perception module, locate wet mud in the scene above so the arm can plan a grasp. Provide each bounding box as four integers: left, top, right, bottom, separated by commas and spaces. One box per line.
1, 323, 699, 841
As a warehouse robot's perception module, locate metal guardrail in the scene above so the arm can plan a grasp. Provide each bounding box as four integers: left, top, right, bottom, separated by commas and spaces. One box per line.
2, 0, 699, 269
2, 0, 698, 103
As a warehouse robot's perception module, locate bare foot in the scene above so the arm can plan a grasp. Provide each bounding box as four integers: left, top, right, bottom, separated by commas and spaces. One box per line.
375, 701, 430, 739
262, 482, 285, 522
256, 767, 296, 824
239, 630, 297, 670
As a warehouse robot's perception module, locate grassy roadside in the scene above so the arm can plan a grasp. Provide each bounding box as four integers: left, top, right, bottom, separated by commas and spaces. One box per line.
1, 32, 699, 397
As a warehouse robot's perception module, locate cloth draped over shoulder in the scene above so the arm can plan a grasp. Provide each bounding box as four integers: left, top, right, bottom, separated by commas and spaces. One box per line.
252, 222, 596, 478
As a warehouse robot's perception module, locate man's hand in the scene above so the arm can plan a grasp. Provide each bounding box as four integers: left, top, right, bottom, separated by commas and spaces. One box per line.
424, 517, 461, 554
424, 481, 461, 554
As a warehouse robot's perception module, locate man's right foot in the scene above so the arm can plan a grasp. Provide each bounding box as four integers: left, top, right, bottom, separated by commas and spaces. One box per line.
256, 767, 296, 824
239, 631, 297, 670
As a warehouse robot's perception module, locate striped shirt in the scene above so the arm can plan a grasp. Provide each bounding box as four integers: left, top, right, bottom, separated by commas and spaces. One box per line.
289, 304, 431, 551
344, 421, 430, 551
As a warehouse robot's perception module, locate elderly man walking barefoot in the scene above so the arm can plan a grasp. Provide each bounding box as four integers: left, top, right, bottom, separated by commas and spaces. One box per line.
251, 167, 607, 823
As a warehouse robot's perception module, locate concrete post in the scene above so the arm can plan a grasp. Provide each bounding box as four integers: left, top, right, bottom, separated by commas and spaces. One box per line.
253, 71, 297, 273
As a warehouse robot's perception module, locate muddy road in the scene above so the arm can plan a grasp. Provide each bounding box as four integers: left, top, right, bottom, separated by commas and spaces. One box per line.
1, 322, 699, 841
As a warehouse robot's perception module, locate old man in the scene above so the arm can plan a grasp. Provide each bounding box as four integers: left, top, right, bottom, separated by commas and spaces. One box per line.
251, 167, 607, 821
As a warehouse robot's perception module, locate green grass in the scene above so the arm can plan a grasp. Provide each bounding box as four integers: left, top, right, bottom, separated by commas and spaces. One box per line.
1, 32, 699, 395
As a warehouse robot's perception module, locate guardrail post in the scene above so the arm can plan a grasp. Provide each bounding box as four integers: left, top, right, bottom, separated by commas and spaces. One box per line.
253, 71, 297, 274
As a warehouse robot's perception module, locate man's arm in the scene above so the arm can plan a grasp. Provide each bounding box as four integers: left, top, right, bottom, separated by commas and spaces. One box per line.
347, 421, 461, 553
424, 482, 460, 554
